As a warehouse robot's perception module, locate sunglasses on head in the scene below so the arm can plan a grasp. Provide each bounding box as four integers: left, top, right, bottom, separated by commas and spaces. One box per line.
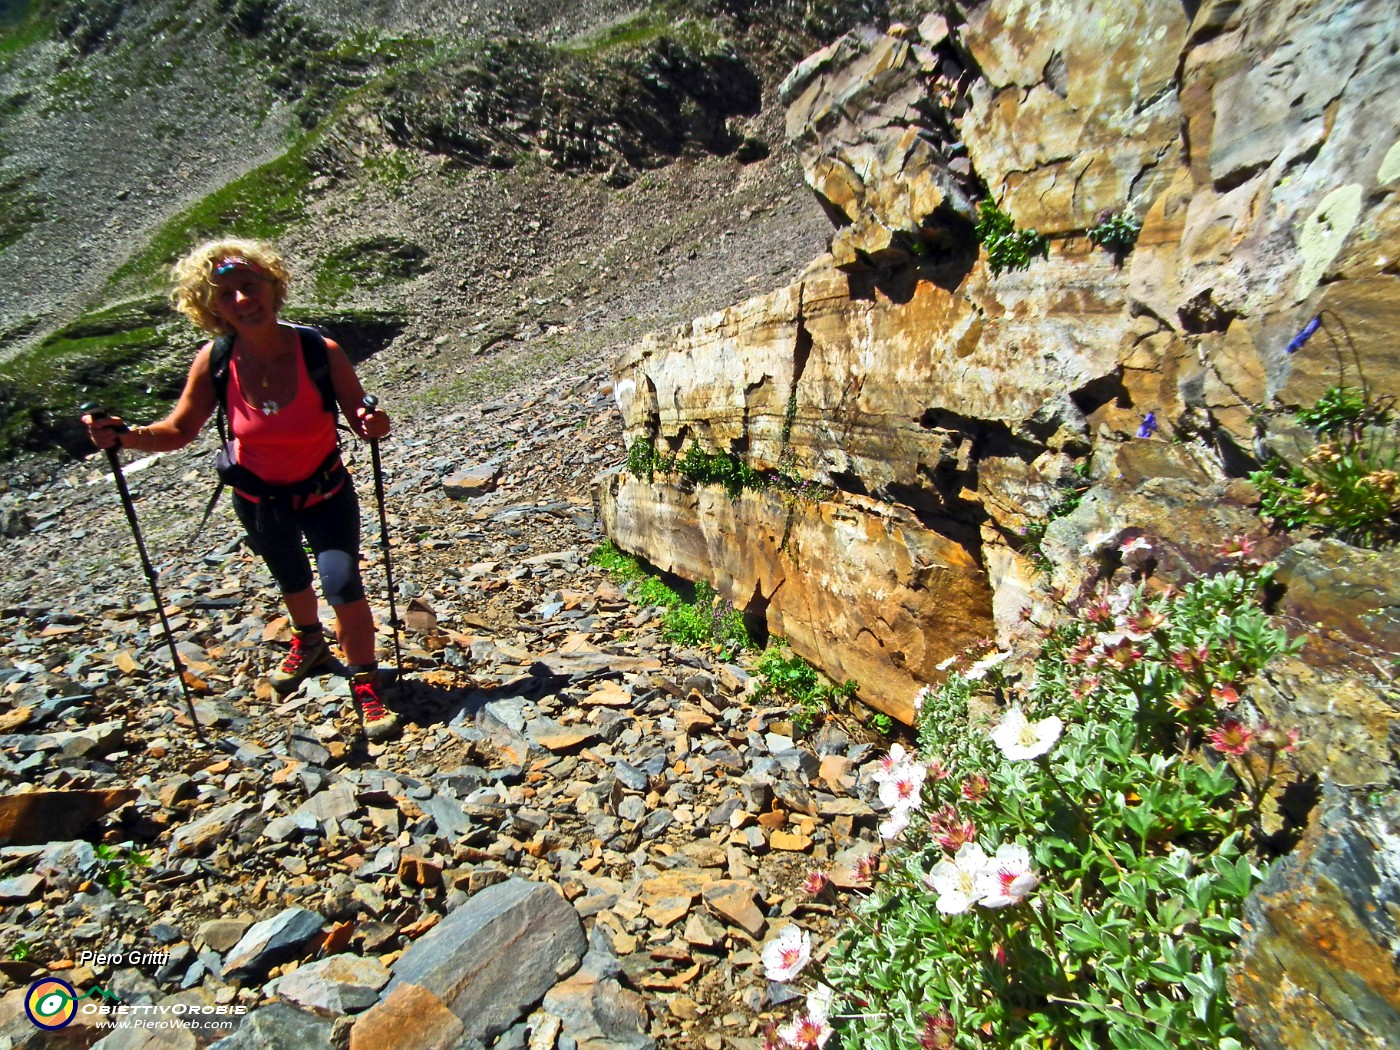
213, 257, 267, 278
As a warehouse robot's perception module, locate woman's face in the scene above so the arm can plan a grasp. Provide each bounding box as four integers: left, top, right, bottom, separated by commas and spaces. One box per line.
212, 270, 278, 331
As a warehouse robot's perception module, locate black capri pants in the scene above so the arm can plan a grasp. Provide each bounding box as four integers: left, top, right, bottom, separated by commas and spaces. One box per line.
232, 477, 366, 606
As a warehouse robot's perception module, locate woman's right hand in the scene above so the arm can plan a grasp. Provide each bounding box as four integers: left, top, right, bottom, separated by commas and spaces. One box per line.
82, 412, 125, 450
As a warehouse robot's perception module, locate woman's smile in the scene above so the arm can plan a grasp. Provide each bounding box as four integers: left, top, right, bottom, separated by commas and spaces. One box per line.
214, 273, 276, 330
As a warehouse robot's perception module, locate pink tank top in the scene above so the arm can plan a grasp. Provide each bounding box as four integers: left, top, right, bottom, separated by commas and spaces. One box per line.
227, 333, 338, 485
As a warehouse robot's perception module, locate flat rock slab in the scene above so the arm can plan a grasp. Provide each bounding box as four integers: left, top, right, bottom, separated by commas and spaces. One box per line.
207, 1001, 333, 1050
529, 720, 599, 753
0, 873, 43, 902
222, 908, 325, 978
702, 880, 766, 937
417, 794, 473, 840
637, 870, 715, 904
275, 953, 391, 1016
0, 788, 138, 845
581, 681, 633, 707
374, 878, 586, 1043
0, 708, 30, 733
51, 719, 126, 757
170, 802, 255, 856
349, 983, 469, 1050
197, 919, 251, 954
543, 968, 654, 1050
294, 786, 360, 825
443, 463, 502, 499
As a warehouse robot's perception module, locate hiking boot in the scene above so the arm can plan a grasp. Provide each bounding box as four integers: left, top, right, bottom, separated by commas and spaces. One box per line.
270, 628, 332, 694
351, 670, 400, 742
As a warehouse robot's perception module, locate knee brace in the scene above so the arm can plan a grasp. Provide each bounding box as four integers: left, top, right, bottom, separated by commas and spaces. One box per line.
317, 549, 365, 606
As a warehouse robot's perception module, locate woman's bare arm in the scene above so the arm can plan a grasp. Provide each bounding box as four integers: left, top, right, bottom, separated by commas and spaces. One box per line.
326, 337, 390, 439
85, 343, 218, 452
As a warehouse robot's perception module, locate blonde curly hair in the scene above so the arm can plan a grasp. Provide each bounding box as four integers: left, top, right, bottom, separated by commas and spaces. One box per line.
170, 238, 291, 334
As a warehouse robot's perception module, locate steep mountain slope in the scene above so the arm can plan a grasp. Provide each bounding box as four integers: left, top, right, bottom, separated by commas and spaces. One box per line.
0, 0, 886, 462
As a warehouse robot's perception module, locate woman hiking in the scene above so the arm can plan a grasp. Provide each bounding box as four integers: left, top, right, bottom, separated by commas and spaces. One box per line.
83, 238, 400, 741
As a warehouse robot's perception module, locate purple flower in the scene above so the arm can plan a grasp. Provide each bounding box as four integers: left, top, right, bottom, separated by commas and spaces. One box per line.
1136, 412, 1158, 438
1286, 316, 1321, 354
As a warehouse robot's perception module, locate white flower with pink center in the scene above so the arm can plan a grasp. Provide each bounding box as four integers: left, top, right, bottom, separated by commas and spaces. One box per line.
762, 925, 812, 982
989, 707, 1063, 761
778, 985, 835, 1048
976, 843, 1039, 908
872, 744, 911, 784
877, 762, 926, 811
778, 1013, 833, 1049
923, 842, 988, 915
879, 805, 912, 841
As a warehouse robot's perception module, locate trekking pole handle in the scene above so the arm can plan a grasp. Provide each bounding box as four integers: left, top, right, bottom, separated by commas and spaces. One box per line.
80, 402, 129, 432
362, 395, 378, 410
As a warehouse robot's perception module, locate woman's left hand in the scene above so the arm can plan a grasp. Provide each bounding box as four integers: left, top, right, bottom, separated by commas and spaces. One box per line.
356, 404, 391, 440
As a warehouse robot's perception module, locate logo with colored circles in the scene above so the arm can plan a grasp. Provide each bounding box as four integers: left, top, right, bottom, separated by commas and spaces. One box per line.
25, 978, 77, 1030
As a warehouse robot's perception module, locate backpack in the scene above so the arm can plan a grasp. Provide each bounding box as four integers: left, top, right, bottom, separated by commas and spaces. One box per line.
193, 325, 347, 534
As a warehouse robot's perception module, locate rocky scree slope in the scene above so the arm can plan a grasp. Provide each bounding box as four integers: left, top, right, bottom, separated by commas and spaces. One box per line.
0, 324, 893, 1049
0, 0, 887, 459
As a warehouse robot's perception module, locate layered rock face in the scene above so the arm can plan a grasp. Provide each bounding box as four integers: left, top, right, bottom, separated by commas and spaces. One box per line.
1231, 784, 1400, 1048
598, 0, 1399, 737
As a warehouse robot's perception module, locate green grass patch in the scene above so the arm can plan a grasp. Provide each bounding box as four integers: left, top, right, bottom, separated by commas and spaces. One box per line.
0, 2, 52, 61
313, 236, 429, 304
0, 297, 188, 459
44, 62, 97, 108
564, 6, 723, 55
589, 540, 751, 656
659, 579, 749, 654
635, 576, 681, 608
360, 149, 423, 189
102, 138, 319, 300
287, 31, 444, 127
587, 539, 648, 579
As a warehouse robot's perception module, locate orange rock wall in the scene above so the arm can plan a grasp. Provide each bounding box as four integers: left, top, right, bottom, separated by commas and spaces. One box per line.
597, 0, 1400, 743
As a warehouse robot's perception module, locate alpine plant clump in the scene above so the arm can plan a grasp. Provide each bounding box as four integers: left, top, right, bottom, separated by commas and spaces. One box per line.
762, 534, 1305, 1050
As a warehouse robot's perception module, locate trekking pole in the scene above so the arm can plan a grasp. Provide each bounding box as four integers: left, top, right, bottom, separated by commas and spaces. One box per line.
362, 396, 403, 675
80, 404, 207, 744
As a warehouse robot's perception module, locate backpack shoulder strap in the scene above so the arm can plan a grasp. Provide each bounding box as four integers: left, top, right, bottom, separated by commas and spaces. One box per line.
193, 334, 236, 544
208, 334, 236, 441
209, 334, 235, 404
291, 324, 338, 418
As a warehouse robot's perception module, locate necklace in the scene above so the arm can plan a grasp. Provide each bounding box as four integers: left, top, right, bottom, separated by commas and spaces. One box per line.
236, 335, 292, 417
